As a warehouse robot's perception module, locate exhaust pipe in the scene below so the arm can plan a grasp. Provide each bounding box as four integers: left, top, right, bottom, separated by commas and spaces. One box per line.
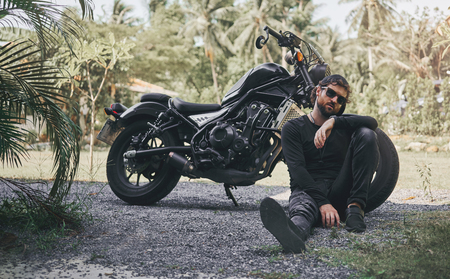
123, 146, 191, 159
167, 152, 195, 174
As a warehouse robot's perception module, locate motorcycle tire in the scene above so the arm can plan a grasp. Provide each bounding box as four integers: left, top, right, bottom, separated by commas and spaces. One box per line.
106, 120, 181, 205
365, 128, 400, 213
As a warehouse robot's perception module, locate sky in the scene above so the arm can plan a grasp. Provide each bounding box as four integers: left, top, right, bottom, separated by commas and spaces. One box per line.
314, 0, 449, 38
56, 0, 449, 36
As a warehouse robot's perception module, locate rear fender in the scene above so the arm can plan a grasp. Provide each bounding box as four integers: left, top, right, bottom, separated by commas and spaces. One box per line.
118, 101, 168, 126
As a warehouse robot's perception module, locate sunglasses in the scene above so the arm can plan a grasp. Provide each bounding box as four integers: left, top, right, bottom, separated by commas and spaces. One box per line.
321, 87, 347, 105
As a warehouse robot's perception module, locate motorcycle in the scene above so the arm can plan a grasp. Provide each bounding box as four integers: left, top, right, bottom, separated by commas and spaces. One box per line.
97, 26, 399, 211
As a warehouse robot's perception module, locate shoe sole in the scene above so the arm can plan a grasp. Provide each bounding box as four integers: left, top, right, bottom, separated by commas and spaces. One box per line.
259, 197, 305, 253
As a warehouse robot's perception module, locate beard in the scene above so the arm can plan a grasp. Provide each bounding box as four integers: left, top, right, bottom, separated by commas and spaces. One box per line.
317, 101, 335, 118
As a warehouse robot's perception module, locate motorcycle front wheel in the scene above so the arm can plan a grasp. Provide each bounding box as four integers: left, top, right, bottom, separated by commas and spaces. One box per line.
106, 120, 181, 205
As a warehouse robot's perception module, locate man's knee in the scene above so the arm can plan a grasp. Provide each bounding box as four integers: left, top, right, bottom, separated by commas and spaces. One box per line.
353, 127, 377, 144
350, 127, 379, 167
352, 127, 379, 152
288, 190, 319, 221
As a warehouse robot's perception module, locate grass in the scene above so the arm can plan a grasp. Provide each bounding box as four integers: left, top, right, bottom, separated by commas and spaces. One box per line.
0, 178, 95, 251
396, 151, 449, 190
0, 148, 448, 190
0, 150, 110, 182
313, 211, 450, 279
248, 270, 299, 279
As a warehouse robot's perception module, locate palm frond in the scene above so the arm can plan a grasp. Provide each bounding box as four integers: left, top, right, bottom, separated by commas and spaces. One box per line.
0, 40, 80, 201
0, 111, 29, 168
0, 0, 88, 55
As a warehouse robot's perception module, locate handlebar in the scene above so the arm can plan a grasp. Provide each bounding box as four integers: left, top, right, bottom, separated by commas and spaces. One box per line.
264, 26, 283, 41
256, 25, 301, 50
255, 25, 320, 98
256, 26, 284, 49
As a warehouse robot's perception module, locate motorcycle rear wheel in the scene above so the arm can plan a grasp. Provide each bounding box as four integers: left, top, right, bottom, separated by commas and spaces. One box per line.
106, 120, 181, 205
365, 128, 400, 213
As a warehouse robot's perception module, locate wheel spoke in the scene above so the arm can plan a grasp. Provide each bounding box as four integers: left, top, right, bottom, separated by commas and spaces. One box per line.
127, 172, 133, 180
136, 173, 141, 186
149, 137, 154, 148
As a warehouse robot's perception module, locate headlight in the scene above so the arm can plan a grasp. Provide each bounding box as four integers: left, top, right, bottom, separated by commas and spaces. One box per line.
308, 63, 331, 85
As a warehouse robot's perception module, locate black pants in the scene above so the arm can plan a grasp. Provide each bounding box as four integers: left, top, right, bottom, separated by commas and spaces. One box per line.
288, 127, 380, 237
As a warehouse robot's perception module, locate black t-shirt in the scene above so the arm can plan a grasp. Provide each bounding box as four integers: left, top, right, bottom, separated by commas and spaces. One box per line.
281, 114, 377, 207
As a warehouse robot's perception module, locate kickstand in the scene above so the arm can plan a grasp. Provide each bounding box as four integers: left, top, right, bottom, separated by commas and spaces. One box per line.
224, 184, 239, 207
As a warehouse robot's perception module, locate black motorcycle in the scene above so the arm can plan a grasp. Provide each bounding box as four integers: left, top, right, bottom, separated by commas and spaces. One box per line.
97, 26, 399, 211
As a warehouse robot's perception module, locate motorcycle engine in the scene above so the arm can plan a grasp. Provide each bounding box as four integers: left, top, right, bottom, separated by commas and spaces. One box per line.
209, 122, 235, 149
196, 101, 272, 170
209, 122, 251, 153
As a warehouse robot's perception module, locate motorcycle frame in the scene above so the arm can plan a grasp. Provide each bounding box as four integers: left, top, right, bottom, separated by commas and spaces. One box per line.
123, 76, 310, 186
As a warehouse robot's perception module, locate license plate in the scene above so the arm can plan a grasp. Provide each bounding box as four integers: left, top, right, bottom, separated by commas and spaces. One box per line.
96, 119, 124, 145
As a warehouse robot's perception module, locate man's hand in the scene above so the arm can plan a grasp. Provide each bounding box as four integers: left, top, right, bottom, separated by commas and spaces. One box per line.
314, 117, 335, 149
319, 203, 340, 228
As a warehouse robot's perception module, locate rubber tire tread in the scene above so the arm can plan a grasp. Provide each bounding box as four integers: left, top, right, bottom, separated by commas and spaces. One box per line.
107, 120, 181, 205
365, 128, 399, 213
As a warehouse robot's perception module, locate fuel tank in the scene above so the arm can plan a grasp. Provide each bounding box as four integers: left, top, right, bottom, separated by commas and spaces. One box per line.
221, 63, 290, 106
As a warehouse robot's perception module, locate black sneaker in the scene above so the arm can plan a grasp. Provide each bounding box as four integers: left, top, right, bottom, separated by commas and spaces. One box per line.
259, 197, 306, 253
345, 205, 366, 232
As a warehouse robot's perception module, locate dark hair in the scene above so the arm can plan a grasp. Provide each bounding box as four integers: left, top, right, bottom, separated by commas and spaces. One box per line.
310, 74, 352, 104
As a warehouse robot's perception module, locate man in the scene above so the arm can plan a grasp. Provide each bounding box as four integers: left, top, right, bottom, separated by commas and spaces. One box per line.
260, 74, 379, 253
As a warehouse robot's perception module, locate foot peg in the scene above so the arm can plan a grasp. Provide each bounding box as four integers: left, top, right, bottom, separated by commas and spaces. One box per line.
224, 184, 239, 206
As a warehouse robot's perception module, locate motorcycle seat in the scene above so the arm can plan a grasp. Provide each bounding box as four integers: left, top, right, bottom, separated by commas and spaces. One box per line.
140, 93, 171, 104
171, 97, 221, 113
111, 103, 128, 113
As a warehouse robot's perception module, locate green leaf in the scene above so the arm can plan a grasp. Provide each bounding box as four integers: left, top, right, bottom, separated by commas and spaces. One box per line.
0, 40, 80, 201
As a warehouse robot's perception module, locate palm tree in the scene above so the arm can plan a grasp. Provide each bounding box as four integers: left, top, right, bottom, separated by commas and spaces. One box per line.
0, 0, 93, 54
283, 0, 326, 68
339, 0, 402, 82
108, 0, 140, 26
227, 0, 284, 66
434, 15, 450, 61
373, 10, 445, 80
339, 0, 400, 35
0, 0, 93, 201
311, 26, 341, 63
179, 0, 236, 103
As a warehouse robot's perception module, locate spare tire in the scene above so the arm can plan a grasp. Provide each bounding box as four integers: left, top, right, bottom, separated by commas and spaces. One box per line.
365, 128, 400, 213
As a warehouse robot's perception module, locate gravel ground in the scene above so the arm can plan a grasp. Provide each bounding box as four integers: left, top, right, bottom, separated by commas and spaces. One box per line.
0, 180, 449, 279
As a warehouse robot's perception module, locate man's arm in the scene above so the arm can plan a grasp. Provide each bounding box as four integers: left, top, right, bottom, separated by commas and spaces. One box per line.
314, 115, 378, 149
333, 114, 378, 130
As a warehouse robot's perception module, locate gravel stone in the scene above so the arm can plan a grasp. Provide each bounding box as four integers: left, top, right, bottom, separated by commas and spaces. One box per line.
0, 180, 449, 278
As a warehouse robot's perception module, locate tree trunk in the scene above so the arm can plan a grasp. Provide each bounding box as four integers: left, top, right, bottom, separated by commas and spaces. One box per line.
86, 63, 109, 176
368, 46, 374, 83
264, 45, 274, 64
89, 102, 95, 175
210, 57, 220, 104
262, 48, 266, 63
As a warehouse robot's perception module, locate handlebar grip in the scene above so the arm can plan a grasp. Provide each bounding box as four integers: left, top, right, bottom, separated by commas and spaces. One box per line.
263, 26, 283, 40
